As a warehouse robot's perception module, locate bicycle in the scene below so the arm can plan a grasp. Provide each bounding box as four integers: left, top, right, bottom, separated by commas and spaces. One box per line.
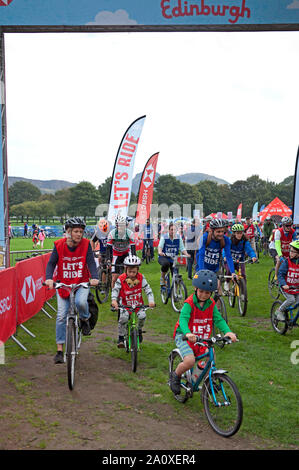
95, 253, 112, 304
112, 304, 153, 372
226, 259, 256, 316
168, 334, 243, 437
160, 255, 188, 313
268, 265, 281, 300
45, 281, 91, 390
270, 287, 299, 335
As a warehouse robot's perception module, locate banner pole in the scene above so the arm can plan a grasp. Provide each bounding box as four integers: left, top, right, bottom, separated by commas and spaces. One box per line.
0, 32, 9, 270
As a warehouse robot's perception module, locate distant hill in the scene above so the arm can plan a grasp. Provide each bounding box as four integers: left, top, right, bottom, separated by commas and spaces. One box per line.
131, 171, 229, 195
8, 177, 76, 194
176, 173, 229, 185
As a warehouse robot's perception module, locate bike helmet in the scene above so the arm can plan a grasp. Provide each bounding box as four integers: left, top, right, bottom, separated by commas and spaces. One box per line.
209, 218, 226, 230
123, 254, 141, 267
290, 240, 299, 252
98, 218, 108, 233
65, 217, 86, 230
115, 214, 127, 226
281, 216, 292, 226
192, 270, 218, 292
232, 223, 244, 232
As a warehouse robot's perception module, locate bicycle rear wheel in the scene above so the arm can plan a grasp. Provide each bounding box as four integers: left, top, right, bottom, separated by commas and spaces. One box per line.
130, 328, 138, 373
169, 350, 192, 403
237, 279, 247, 316
268, 268, 280, 300
270, 300, 288, 335
202, 373, 243, 437
171, 279, 187, 313
66, 318, 77, 391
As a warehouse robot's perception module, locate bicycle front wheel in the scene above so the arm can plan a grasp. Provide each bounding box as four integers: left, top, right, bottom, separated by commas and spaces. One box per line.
202, 373, 243, 437
228, 280, 236, 308
171, 279, 187, 313
237, 279, 248, 316
160, 275, 169, 305
95, 267, 110, 304
66, 318, 77, 391
268, 268, 280, 300
131, 328, 138, 373
270, 300, 288, 335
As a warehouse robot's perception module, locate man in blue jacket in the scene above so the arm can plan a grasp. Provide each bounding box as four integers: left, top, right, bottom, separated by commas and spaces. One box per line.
196, 218, 238, 289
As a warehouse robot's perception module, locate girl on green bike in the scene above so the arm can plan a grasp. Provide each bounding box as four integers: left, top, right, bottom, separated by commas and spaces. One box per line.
111, 254, 155, 348
224, 223, 257, 276
170, 269, 237, 395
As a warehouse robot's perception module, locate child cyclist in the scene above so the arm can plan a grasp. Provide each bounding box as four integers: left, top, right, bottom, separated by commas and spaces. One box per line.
170, 269, 237, 395
111, 254, 155, 348
275, 240, 299, 322
223, 223, 257, 285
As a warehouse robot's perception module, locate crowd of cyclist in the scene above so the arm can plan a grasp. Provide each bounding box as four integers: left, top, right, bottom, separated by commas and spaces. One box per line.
45, 212, 299, 367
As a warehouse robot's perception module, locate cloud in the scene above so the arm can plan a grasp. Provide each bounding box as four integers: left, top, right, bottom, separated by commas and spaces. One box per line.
86, 9, 138, 25
287, 1, 299, 8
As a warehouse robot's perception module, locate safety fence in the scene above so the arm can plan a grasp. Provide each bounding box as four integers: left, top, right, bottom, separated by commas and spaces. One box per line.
0, 252, 56, 351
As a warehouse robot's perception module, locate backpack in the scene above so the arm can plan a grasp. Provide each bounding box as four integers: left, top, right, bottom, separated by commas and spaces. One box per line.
87, 292, 99, 330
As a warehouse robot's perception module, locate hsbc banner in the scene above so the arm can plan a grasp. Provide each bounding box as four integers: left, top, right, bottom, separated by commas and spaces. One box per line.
16, 255, 47, 325
135, 153, 159, 226
107, 116, 146, 224
0, 266, 16, 343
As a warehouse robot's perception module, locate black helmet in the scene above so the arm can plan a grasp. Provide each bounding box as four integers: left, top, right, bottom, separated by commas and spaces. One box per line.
209, 218, 226, 230
65, 217, 86, 230
192, 270, 218, 292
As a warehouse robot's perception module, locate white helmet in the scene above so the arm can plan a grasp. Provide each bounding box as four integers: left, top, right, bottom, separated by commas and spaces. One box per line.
123, 254, 141, 267
115, 214, 127, 226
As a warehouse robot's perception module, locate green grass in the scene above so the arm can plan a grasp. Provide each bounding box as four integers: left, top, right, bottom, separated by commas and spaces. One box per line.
4, 243, 299, 448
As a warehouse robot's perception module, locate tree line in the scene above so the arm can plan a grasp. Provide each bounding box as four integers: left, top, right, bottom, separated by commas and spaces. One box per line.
8, 174, 293, 220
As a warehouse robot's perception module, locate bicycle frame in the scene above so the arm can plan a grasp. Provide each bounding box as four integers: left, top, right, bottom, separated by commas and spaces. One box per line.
126, 309, 139, 351
163, 257, 183, 299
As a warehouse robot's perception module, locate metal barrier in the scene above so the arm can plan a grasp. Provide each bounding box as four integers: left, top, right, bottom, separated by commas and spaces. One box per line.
10, 249, 52, 267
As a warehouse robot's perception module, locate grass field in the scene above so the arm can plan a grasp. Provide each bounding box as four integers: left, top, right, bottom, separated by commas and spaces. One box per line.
5, 238, 299, 448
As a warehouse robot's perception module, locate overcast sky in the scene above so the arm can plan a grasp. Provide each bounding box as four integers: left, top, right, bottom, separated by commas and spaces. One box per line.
4, 31, 299, 188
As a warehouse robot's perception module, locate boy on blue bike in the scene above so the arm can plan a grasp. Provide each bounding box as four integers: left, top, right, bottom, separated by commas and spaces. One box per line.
170, 269, 237, 395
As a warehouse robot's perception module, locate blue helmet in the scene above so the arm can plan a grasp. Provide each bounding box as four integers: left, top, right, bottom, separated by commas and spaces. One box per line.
192, 270, 218, 292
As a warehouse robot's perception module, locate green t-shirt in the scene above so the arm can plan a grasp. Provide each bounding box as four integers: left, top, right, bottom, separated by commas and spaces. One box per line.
176, 294, 231, 336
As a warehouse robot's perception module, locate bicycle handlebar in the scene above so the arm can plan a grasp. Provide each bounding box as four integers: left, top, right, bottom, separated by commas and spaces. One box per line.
111, 304, 155, 312
182, 334, 237, 347
43, 281, 91, 290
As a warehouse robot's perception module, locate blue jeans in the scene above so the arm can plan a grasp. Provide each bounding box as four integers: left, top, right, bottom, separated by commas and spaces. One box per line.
56, 287, 90, 344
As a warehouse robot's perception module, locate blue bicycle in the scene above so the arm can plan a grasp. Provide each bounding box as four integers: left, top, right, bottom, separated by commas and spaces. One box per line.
160, 256, 187, 313
168, 334, 243, 437
270, 287, 299, 335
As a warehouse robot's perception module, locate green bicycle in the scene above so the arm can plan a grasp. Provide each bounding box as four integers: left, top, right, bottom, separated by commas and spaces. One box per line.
114, 304, 153, 373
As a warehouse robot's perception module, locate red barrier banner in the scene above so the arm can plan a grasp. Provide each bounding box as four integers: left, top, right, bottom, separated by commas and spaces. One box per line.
16, 255, 47, 325
41, 252, 55, 301
0, 267, 17, 343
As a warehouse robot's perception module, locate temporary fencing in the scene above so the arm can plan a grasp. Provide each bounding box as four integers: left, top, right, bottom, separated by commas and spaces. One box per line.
0, 252, 56, 351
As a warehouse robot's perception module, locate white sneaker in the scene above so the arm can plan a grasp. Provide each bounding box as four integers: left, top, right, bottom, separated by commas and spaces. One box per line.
224, 282, 229, 292
276, 310, 285, 321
